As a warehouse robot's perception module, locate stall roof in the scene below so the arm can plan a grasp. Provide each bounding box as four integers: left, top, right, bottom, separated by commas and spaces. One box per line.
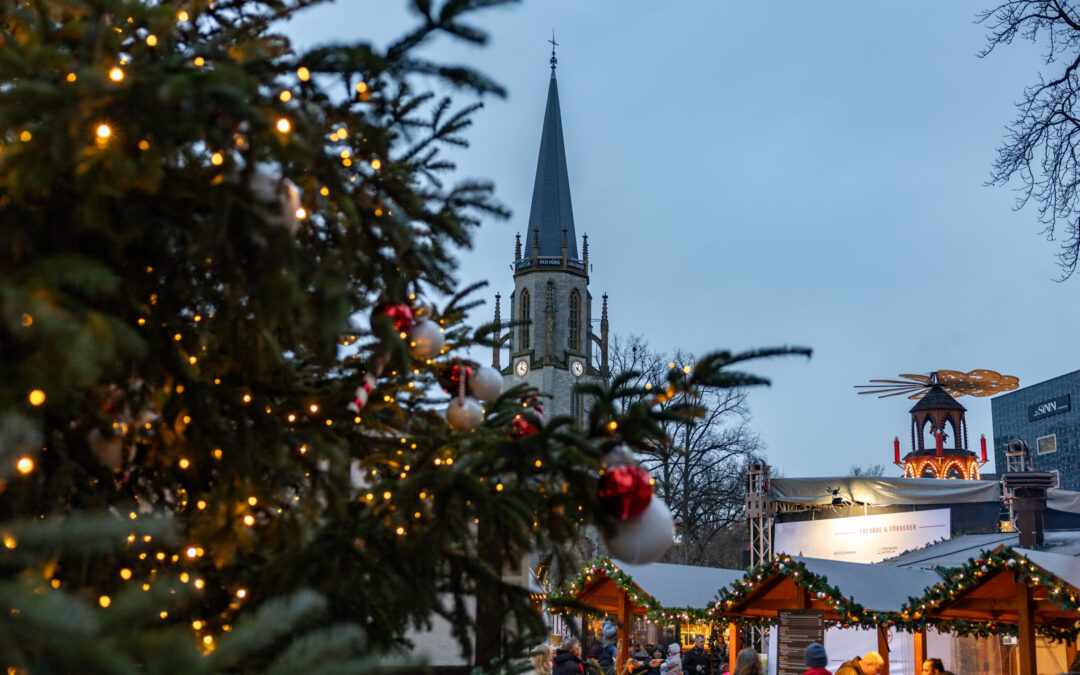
882, 530, 1080, 570
1015, 547, 1080, 590
794, 556, 941, 611
613, 561, 745, 609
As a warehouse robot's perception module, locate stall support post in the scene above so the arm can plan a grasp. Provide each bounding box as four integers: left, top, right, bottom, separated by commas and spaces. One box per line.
728, 623, 742, 675
876, 625, 890, 675
912, 627, 927, 667
795, 584, 809, 610
616, 590, 631, 673
1016, 581, 1036, 675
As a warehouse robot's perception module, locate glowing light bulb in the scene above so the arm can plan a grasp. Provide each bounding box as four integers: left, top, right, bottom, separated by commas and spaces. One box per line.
16, 457, 33, 474
371, 159, 382, 170
297, 67, 310, 81
177, 10, 189, 21
146, 34, 158, 46
96, 124, 111, 139
178, 458, 190, 469
276, 118, 291, 133
236, 589, 247, 599
109, 67, 124, 82
210, 152, 223, 165
279, 90, 291, 102
99, 595, 111, 608
243, 515, 254, 526
120, 568, 132, 580
28, 390, 45, 406
193, 57, 205, 67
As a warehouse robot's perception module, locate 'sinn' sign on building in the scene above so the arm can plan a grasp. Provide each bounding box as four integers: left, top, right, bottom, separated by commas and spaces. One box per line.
1028, 394, 1072, 422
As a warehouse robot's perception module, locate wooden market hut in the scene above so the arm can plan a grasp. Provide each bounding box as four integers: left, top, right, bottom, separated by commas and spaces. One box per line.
716, 555, 941, 674
557, 559, 743, 672
903, 546, 1080, 675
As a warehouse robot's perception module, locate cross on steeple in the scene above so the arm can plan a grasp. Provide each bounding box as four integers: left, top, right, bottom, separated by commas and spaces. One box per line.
549, 30, 559, 72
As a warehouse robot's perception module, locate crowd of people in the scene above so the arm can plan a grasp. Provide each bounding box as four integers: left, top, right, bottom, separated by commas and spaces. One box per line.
529, 630, 1080, 675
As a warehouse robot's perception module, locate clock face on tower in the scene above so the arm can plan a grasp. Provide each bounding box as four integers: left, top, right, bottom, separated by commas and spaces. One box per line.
515, 359, 529, 377
571, 360, 584, 377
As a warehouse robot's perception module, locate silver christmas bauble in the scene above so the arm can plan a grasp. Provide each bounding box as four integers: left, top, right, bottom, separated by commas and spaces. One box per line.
469, 366, 504, 402
409, 319, 445, 360
603, 497, 674, 565
446, 396, 483, 431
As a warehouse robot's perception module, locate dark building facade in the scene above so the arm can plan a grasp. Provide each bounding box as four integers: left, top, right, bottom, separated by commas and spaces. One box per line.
992, 368, 1080, 490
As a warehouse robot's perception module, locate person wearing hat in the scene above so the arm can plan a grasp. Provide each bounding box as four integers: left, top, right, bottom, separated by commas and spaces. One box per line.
662, 642, 684, 675
803, 642, 830, 675
597, 622, 618, 675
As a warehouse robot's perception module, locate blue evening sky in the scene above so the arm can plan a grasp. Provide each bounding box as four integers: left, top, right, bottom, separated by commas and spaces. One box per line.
288, 1, 1080, 477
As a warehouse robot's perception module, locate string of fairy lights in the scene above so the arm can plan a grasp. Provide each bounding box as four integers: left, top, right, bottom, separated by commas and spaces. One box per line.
2, 3, 489, 656
547, 551, 1080, 641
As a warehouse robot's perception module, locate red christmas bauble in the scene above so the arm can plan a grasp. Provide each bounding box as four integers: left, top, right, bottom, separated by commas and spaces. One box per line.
512, 414, 537, 437
373, 302, 414, 332
439, 363, 473, 394
598, 464, 653, 521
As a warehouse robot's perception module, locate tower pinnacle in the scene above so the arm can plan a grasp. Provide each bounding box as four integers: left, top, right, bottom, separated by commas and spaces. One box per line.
549, 30, 558, 73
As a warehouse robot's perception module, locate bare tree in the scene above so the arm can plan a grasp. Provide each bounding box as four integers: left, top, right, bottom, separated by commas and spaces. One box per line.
849, 463, 887, 477
606, 334, 763, 566
980, 1, 1080, 277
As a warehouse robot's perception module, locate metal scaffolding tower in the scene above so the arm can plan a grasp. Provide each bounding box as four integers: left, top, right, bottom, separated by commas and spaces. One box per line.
744, 461, 775, 653
746, 461, 774, 568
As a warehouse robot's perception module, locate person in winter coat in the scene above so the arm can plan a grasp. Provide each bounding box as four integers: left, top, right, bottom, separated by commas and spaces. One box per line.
803, 642, 830, 675
553, 638, 584, 675
597, 622, 618, 675
834, 652, 884, 675
732, 648, 762, 675
662, 643, 683, 675
683, 635, 711, 675
642, 644, 667, 675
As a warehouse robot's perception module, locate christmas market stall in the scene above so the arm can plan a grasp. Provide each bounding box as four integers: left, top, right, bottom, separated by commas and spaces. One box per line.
548, 558, 743, 671
710, 554, 941, 674
898, 546, 1080, 675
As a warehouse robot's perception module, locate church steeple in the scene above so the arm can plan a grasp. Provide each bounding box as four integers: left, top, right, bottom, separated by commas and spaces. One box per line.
523, 62, 578, 260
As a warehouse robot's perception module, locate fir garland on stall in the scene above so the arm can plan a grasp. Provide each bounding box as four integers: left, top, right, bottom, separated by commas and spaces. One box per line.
896, 546, 1080, 642
546, 558, 717, 625
705, 554, 884, 631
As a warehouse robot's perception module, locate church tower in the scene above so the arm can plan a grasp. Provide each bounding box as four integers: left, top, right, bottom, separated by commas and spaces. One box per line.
492, 44, 609, 425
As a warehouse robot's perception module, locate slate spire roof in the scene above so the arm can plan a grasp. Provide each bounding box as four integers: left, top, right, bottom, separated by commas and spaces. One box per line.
524, 70, 578, 260
909, 385, 967, 413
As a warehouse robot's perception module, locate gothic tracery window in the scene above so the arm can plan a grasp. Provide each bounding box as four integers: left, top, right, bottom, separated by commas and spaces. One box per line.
519, 289, 530, 350
568, 289, 580, 350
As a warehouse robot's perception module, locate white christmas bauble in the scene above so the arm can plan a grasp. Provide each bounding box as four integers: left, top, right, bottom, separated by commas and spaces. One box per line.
446, 396, 484, 431
469, 366, 504, 402
409, 319, 445, 360
249, 164, 301, 233
603, 497, 674, 565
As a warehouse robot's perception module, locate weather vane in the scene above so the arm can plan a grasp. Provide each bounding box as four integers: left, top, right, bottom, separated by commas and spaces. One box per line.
549, 29, 559, 72
855, 369, 1019, 399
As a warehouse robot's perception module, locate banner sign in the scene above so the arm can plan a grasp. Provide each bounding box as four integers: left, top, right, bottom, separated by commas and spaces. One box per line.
774, 508, 950, 564
1029, 394, 1071, 421
777, 610, 825, 675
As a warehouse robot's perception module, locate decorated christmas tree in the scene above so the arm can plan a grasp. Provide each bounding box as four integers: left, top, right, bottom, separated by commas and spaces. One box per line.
0, 0, 806, 671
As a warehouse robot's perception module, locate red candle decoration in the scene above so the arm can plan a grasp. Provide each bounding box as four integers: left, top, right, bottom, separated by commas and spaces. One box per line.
935, 432, 944, 457
598, 464, 653, 521
980, 434, 988, 462
893, 436, 901, 463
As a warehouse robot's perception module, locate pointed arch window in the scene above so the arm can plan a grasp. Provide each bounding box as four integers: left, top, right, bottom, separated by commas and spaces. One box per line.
519, 289, 530, 350
568, 289, 580, 351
